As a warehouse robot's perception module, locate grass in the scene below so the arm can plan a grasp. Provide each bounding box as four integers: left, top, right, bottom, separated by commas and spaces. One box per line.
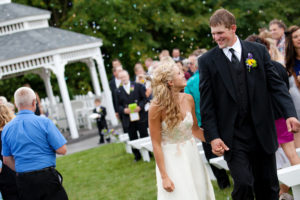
57, 143, 233, 200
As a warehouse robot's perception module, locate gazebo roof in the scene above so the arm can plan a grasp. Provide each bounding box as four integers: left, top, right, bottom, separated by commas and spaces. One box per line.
0, 2, 50, 23
0, 27, 102, 62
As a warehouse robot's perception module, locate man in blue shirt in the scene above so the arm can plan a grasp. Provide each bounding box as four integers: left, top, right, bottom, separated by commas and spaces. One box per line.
2, 87, 68, 200
185, 51, 230, 189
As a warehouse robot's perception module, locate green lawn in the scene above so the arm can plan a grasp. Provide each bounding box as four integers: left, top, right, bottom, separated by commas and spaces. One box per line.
57, 143, 233, 200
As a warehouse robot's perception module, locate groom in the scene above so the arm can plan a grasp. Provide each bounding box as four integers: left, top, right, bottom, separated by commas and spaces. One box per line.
199, 9, 300, 199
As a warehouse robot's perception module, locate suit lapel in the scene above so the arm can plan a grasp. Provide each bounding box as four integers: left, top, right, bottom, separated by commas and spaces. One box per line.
213, 48, 237, 102
241, 40, 256, 103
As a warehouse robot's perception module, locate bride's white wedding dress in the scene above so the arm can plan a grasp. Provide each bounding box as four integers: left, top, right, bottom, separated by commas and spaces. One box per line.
156, 112, 215, 200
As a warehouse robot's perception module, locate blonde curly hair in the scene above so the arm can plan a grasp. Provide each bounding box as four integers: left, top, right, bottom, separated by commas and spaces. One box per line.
151, 56, 181, 130
0, 104, 14, 130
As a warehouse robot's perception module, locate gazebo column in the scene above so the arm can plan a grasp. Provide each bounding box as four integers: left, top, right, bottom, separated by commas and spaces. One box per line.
39, 68, 56, 106
94, 52, 118, 126
84, 59, 101, 96
53, 55, 79, 139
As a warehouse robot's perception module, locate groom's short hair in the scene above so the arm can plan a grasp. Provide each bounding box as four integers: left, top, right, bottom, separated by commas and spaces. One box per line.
210, 8, 236, 29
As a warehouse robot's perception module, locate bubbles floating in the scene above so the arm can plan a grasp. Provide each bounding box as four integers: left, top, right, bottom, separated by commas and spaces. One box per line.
112, 43, 116, 47
133, 4, 137, 9
113, 26, 117, 30
137, 51, 141, 56
119, 53, 123, 57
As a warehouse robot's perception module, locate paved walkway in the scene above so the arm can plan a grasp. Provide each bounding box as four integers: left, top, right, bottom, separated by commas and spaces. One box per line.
64, 127, 123, 155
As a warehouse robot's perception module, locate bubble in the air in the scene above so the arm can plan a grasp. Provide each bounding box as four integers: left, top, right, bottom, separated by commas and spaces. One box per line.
202, 1, 206, 4
119, 53, 123, 57
152, 48, 155, 51
181, 19, 184, 22
137, 51, 141, 56
129, 36, 132, 40
112, 43, 116, 47
181, 30, 184, 34
77, 72, 80, 76
113, 26, 117, 30
133, 4, 137, 9
96, 26, 100, 30
85, 25, 88, 29
140, 29, 143, 32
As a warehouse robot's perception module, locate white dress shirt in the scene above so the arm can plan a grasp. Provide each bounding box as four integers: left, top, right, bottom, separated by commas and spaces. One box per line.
115, 78, 122, 88
222, 36, 242, 62
123, 82, 131, 94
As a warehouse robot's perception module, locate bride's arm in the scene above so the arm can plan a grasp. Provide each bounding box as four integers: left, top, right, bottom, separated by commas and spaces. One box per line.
186, 94, 205, 142
149, 103, 174, 192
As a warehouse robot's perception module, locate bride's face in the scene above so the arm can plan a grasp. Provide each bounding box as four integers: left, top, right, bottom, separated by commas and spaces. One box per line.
171, 65, 186, 90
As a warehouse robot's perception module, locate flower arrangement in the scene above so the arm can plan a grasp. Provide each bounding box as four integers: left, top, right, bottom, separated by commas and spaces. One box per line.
102, 128, 120, 140
130, 85, 134, 92
245, 53, 257, 72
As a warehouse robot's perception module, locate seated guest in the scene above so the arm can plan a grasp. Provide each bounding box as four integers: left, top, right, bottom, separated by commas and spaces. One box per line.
93, 98, 109, 144
0, 104, 19, 200
116, 70, 148, 161
1, 87, 68, 200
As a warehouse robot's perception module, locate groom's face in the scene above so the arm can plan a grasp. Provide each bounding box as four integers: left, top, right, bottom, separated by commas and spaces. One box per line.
211, 24, 236, 49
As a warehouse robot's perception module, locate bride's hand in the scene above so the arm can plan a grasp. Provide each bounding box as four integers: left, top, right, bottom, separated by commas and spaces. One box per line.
162, 176, 175, 192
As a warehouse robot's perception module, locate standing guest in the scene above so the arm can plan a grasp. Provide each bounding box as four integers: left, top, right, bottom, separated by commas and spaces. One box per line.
144, 58, 153, 75
182, 59, 193, 80
159, 50, 170, 61
109, 66, 126, 130
134, 63, 146, 84
0, 97, 7, 105
6, 102, 15, 114
112, 58, 122, 69
116, 70, 148, 161
185, 50, 231, 190
1, 87, 68, 200
188, 54, 198, 75
23, 83, 44, 116
149, 58, 215, 199
285, 25, 300, 148
199, 9, 300, 199
0, 104, 18, 200
172, 48, 184, 62
269, 19, 287, 56
93, 98, 109, 144
246, 35, 300, 197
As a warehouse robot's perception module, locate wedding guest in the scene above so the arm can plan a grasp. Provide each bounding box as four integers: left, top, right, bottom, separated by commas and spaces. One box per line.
200, 9, 300, 199
188, 54, 198, 75
0, 104, 19, 200
112, 58, 122, 69
172, 48, 184, 62
185, 50, 230, 190
159, 50, 170, 61
176, 60, 184, 71
182, 58, 192, 80
149, 57, 215, 199
23, 83, 44, 116
0, 96, 7, 105
246, 35, 300, 197
116, 70, 148, 161
269, 19, 287, 55
285, 25, 300, 148
259, 30, 285, 64
144, 58, 153, 75
93, 98, 109, 144
1, 87, 68, 200
6, 102, 15, 113
134, 63, 146, 84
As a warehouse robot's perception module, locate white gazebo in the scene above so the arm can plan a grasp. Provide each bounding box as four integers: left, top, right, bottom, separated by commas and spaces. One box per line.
0, 0, 118, 139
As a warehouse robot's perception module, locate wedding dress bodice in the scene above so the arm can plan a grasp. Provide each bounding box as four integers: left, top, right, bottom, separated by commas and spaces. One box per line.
161, 112, 193, 144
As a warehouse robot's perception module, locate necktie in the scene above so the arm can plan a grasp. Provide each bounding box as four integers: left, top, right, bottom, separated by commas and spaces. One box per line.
229, 48, 239, 64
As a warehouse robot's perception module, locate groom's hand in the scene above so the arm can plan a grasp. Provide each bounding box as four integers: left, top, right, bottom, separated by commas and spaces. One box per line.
286, 117, 300, 133
211, 138, 229, 156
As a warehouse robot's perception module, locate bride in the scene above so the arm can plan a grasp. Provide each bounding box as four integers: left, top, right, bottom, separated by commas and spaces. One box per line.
148, 57, 215, 200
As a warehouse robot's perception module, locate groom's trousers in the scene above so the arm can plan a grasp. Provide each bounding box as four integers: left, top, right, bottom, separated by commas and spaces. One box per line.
226, 143, 279, 200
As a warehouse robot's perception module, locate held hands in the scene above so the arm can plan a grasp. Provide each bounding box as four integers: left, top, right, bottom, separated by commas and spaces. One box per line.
286, 117, 300, 133
211, 138, 229, 156
162, 176, 175, 192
